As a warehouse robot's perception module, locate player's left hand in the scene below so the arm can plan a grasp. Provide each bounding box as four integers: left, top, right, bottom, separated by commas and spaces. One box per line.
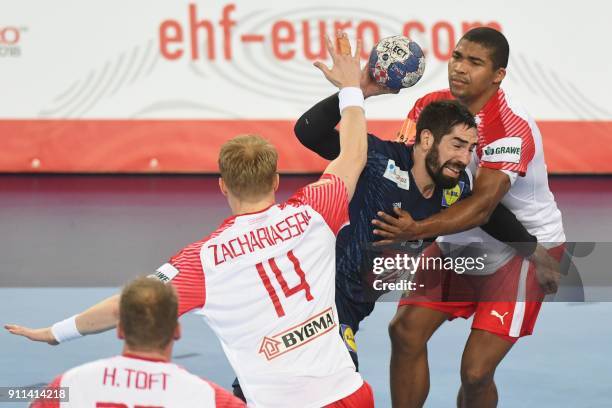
372, 207, 421, 245
313, 31, 362, 89
3, 324, 59, 345
529, 245, 561, 294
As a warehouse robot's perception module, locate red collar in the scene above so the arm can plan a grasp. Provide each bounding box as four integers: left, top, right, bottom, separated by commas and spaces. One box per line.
121, 352, 169, 363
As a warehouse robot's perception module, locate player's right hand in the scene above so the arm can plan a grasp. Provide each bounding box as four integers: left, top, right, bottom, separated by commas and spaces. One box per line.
4, 324, 59, 345
360, 65, 399, 99
313, 31, 362, 89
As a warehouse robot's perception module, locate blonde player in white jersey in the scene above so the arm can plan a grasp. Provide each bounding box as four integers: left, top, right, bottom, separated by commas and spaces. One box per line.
30, 277, 244, 408
6, 32, 375, 407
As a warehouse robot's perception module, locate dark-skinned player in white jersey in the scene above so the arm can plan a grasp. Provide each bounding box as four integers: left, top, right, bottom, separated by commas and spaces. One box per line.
372, 28, 565, 408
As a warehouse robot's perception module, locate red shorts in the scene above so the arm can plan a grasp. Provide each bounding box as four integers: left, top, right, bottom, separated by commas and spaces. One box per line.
399, 243, 565, 343
325, 381, 374, 408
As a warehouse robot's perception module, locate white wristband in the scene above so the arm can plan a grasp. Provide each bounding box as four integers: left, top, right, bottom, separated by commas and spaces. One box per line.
338, 87, 364, 115
51, 315, 82, 343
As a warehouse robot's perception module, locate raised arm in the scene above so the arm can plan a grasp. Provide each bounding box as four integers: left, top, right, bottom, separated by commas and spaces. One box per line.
295, 53, 398, 160
312, 32, 367, 200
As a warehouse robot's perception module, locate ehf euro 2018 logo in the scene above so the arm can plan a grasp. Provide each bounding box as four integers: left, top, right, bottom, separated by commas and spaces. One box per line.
0, 26, 27, 58
259, 308, 336, 361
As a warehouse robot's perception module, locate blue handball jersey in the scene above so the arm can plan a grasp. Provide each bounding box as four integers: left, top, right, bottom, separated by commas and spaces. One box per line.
335, 134, 471, 303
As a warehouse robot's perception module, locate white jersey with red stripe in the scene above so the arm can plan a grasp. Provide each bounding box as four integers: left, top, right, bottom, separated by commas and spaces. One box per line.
32, 354, 244, 408
153, 174, 363, 408
403, 88, 565, 273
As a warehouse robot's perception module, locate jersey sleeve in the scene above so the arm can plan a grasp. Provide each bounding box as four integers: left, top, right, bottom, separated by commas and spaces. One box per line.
290, 173, 349, 236
207, 381, 247, 407
153, 242, 206, 316
30, 375, 63, 408
294, 92, 341, 160
478, 118, 535, 178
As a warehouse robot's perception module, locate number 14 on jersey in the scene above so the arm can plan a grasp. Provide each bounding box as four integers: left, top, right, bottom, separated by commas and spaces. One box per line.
256, 250, 314, 317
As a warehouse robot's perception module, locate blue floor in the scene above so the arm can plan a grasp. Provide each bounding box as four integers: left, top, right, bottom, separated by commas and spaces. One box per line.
1, 288, 611, 407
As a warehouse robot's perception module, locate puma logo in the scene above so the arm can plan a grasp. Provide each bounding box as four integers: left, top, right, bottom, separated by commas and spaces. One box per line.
491, 310, 509, 325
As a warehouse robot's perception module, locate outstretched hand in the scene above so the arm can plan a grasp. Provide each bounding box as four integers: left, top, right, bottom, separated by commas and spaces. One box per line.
4, 323, 58, 345
314, 31, 362, 89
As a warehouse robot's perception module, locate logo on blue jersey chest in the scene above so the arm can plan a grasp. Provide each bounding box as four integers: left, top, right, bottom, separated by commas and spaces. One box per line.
382, 159, 410, 190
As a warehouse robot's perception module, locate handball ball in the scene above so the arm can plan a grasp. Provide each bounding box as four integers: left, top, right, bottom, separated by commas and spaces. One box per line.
368, 36, 426, 90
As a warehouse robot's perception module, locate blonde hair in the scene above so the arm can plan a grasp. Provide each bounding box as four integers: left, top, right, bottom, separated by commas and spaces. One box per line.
218, 135, 278, 199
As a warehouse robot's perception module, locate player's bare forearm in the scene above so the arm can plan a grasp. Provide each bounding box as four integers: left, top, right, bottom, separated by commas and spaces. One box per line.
413, 167, 511, 239
315, 32, 366, 200
4, 294, 119, 345
75, 294, 120, 334
412, 197, 492, 239
333, 106, 367, 198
